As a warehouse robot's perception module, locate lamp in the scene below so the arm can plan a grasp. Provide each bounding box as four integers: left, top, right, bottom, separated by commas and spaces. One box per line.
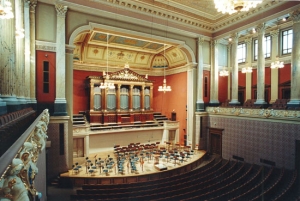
219, 68, 229, 76
271, 57, 284, 69
158, 44, 171, 93
242, 66, 252, 73
100, 33, 115, 89
214, 0, 262, 15
0, 0, 13, 19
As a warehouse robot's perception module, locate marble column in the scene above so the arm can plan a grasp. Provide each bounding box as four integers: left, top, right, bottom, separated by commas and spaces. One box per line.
270, 29, 279, 104
66, 45, 74, 118
29, 0, 37, 109
15, 0, 26, 108
245, 37, 252, 101
0, 0, 20, 113
24, 0, 31, 104
187, 64, 197, 149
150, 86, 153, 111
287, 9, 300, 108
54, 3, 68, 116
196, 37, 205, 111
227, 44, 231, 100
254, 23, 267, 106
229, 33, 240, 105
209, 39, 219, 106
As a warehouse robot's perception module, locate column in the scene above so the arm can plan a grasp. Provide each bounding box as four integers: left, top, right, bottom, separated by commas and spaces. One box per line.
196, 37, 204, 111
24, 0, 31, 104
245, 37, 252, 101
129, 85, 133, 111
150, 86, 153, 111
0, 0, 19, 113
270, 29, 280, 103
209, 39, 219, 106
229, 33, 240, 105
15, 0, 26, 108
66, 45, 74, 118
254, 23, 267, 106
116, 84, 121, 112
227, 44, 231, 100
54, 3, 68, 116
141, 85, 145, 111
29, 0, 37, 109
187, 64, 197, 149
287, 9, 300, 108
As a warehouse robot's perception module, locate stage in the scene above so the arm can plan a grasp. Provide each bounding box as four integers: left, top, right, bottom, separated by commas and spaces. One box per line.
60, 146, 206, 187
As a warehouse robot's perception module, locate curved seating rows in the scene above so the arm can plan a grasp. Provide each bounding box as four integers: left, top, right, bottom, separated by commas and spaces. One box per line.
70, 158, 298, 201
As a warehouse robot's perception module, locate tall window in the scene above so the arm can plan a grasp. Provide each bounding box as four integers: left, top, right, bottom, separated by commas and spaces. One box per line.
43, 61, 49, 93
237, 43, 246, 63
282, 29, 293, 55
253, 35, 271, 60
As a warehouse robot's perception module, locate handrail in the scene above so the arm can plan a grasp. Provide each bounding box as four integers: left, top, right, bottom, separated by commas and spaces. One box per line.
0, 109, 50, 200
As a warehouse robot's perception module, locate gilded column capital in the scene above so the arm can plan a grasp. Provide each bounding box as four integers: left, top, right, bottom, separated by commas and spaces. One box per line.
256, 23, 266, 35
290, 9, 300, 24
55, 3, 68, 17
197, 37, 205, 46
29, 0, 37, 12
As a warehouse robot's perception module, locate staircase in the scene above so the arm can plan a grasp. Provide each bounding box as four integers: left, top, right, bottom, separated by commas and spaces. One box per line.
153, 112, 169, 126
73, 111, 86, 126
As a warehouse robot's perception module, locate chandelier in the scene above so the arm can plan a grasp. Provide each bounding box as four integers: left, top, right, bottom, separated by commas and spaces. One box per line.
158, 44, 171, 93
242, 67, 252, 73
219, 68, 229, 76
0, 0, 13, 19
214, 0, 262, 15
271, 57, 284, 69
100, 33, 115, 89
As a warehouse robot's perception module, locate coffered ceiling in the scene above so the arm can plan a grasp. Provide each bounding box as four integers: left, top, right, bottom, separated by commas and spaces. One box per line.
40, 0, 300, 72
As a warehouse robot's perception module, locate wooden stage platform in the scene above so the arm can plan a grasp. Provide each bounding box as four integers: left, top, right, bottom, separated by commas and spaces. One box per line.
60, 147, 206, 187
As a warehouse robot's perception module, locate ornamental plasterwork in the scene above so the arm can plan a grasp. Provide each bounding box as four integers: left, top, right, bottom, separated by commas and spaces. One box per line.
90, 0, 282, 33
206, 107, 300, 120
109, 68, 151, 82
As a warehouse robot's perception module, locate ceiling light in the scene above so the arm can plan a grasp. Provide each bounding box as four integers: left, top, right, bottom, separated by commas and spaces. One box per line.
158, 44, 171, 93
0, 0, 13, 19
242, 67, 252, 73
271, 57, 284, 69
219, 69, 229, 76
214, 0, 262, 15
100, 34, 115, 89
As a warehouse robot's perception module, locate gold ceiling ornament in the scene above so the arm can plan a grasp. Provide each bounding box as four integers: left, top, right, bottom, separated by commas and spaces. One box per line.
100, 33, 115, 89
214, 0, 262, 15
0, 0, 13, 19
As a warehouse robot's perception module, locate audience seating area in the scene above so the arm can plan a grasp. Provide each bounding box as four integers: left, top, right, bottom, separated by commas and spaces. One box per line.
0, 107, 36, 156
269, 99, 289, 110
70, 156, 298, 201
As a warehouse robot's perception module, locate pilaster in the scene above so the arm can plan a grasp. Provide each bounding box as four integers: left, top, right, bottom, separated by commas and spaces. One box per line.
229, 33, 240, 105
270, 29, 280, 103
245, 37, 252, 102
196, 37, 205, 111
54, 3, 68, 116
209, 39, 219, 106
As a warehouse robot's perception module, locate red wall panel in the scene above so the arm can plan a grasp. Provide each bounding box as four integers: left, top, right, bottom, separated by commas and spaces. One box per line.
238, 71, 246, 87
279, 64, 291, 84
36, 51, 56, 103
218, 75, 228, 103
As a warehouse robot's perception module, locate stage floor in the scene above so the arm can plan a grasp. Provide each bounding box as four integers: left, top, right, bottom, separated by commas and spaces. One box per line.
62, 148, 206, 178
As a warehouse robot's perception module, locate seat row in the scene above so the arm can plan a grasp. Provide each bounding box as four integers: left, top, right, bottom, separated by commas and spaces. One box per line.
0, 108, 36, 156
70, 160, 298, 201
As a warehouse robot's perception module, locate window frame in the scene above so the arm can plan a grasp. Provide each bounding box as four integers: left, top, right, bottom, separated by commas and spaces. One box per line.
237, 42, 246, 63
281, 28, 293, 55
253, 35, 271, 61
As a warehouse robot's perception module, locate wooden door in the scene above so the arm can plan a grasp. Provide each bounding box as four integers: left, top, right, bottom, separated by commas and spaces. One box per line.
209, 128, 223, 156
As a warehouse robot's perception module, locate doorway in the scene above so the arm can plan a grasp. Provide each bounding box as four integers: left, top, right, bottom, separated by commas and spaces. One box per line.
209, 128, 223, 156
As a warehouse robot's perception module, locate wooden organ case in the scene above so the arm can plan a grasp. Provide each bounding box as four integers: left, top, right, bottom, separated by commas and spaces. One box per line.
87, 67, 154, 125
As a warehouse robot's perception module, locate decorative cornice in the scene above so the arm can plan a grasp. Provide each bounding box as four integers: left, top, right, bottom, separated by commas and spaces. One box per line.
35, 41, 56, 52
256, 23, 266, 35
290, 8, 300, 24
206, 107, 300, 120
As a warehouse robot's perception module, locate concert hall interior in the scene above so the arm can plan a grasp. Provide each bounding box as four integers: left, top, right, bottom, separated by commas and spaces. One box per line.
1, 0, 300, 200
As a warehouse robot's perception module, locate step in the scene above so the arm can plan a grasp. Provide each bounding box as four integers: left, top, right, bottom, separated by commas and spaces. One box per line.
73, 121, 85, 125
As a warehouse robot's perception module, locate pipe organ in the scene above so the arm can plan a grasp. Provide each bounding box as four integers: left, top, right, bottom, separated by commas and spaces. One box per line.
87, 67, 154, 124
